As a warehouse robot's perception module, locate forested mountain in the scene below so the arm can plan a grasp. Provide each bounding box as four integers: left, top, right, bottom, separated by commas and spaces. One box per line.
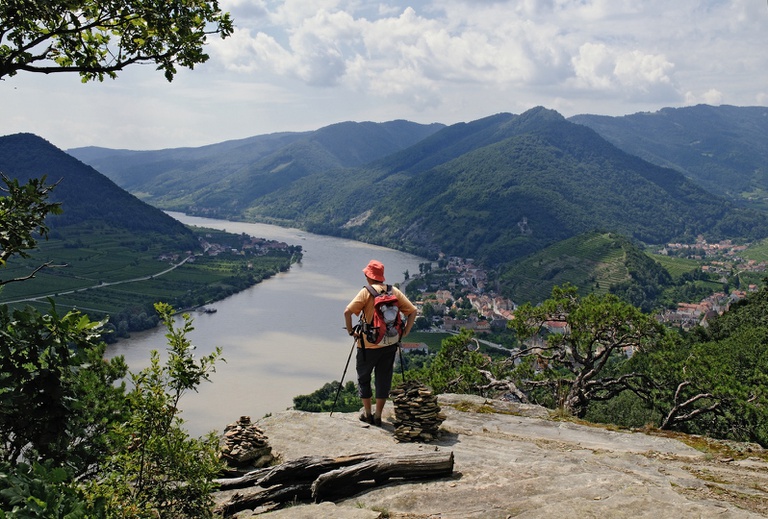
569, 105, 768, 205
66, 108, 768, 273
246, 107, 768, 266
0, 133, 196, 248
68, 120, 445, 213
70, 131, 309, 194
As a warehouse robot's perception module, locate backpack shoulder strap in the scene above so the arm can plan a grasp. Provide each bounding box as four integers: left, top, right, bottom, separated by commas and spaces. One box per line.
365, 284, 394, 299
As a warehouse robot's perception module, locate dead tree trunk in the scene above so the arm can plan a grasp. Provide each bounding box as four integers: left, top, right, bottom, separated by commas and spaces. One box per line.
215, 467, 273, 490
258, 453, 378, 488
311, 451, 454, 501
216, 484, 312, 517
215, 451, 454, 517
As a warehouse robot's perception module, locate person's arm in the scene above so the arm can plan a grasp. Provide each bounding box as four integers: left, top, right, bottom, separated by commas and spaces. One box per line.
402, 310, 417, 338
396, 288, 418, 338
344, 289, 366, 336
344, 307, 356, 336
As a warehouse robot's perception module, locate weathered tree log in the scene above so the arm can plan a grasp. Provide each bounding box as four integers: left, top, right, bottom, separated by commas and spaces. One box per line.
215, 484, 312, 516
311, 451, 455, 502
215, 451, 455, 517
258, 452, 378, 487
215, 467, 273, 490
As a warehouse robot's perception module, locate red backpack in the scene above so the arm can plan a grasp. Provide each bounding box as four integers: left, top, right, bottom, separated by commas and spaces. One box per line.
363, 284, 404, 346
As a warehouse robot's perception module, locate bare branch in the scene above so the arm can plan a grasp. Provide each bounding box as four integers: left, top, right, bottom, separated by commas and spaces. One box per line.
476, 369, 530, 403
660, 383, 721, 430
0, 261, 67, 287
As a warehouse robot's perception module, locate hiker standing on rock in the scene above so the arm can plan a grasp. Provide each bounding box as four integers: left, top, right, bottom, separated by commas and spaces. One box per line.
344, 260, 417, 426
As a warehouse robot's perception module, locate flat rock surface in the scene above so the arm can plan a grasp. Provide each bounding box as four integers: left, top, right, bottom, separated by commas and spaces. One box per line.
214, 394, 768, 518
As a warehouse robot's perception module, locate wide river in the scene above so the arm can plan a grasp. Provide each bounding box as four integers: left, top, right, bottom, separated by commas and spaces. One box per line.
107, 213, 425, 437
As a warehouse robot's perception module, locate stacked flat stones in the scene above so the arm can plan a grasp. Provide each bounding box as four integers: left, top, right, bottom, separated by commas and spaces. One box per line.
390, 381, 446, 442
219, 415, 274, 470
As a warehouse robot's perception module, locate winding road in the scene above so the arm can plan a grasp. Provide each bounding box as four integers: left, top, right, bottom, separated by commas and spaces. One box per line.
1, 255, 195, 306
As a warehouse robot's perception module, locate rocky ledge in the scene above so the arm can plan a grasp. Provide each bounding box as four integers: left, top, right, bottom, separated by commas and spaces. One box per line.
214, 394, 768, 518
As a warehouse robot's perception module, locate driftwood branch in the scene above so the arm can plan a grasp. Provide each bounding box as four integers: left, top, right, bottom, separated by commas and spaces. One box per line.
217, 484, 312, 516
215, 451, 454, 517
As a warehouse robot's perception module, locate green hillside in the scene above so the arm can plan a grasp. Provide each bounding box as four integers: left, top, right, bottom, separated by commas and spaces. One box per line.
251, 108, 768, 268
0, 133, 196, 245
498, 232, 714, 310
60, 107, 768, 306
66, 131, 309, 193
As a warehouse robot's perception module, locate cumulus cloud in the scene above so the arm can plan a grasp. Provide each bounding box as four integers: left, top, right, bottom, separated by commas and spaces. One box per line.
685, 89, 724, 106
209, 0, 696, 109
3, 0, 767, 149
569, 42, 678, 101
212, 3, 569, 107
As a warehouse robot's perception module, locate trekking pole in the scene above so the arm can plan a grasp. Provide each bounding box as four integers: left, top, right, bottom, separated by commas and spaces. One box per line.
398, 342, 406, 383
330, 327, 359, 417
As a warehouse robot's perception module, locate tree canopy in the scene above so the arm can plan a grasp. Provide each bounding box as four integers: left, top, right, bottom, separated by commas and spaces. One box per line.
0, 1, 233, 507
510, 284, 665, 418
0, 0, 233, 81
0, 174, 60, 275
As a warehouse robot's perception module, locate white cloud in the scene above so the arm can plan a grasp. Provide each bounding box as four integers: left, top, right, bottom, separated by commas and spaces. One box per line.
685, 89, 724, 106
210, 29, 293, 74
614, 51, 676, 99
2, 0, 767, 149
270, 0, 344, 26
215, 1, 691, 106
287, 10, 358, 85
570, 42, 617, 90
569, 42, 677, 101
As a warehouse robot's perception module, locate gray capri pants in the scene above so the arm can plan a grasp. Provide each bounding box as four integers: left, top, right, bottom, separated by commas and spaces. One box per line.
356, 344, 398, 399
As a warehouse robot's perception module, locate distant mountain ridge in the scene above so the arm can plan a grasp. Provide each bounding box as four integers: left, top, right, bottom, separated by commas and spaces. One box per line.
69, 131, 310, 194
68, 120, 446, 213
569, 105, 768, 205
66, 107, 768, 273
246, 107, 767, 265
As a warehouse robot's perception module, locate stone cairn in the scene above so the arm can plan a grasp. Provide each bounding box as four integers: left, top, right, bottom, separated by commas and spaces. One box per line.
219, 416, 274, 473
390, 381, 446, 442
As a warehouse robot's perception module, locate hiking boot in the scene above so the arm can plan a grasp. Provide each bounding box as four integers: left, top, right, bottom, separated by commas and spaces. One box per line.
359, 412, 374, 425
373, 414, 383, 427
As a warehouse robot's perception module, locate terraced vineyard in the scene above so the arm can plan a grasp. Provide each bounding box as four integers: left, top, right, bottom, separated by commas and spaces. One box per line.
0, 225, 301, 339
742, 238, 768, 263
499, 232, 632, 305
0, 233, 174, 302
648, 253, 700, 279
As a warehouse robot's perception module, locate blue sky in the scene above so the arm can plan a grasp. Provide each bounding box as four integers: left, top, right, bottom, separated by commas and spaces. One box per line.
1, 0, 766, 150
